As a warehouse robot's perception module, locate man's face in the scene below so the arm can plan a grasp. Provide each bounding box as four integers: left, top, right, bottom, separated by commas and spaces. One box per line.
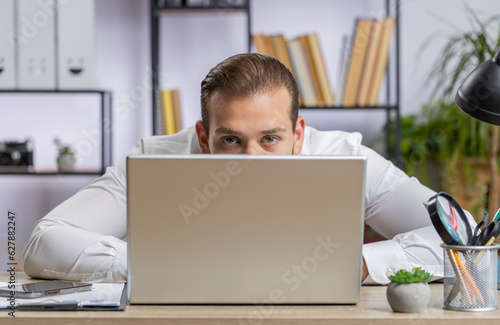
196, 87, 305, 155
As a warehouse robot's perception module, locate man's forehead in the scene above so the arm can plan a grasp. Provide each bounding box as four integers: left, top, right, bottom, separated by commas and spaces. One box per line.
209, 87, 290, 105
207, 87, 294, 134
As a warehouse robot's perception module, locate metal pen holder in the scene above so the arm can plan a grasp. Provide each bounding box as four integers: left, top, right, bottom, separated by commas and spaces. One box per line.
442, 243, 499, 311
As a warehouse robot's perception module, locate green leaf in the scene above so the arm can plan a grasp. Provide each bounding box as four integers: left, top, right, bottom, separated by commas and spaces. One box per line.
387, 267, 433, 283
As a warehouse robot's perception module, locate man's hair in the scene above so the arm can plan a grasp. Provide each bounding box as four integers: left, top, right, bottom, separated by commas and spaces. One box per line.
200, 53, 299, 133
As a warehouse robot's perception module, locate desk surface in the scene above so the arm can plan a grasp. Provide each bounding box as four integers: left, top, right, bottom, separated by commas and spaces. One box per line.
2, 273, 500, 324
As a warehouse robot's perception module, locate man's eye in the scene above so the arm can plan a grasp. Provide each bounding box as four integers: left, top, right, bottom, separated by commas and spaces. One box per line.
262, 136, 277, 144
222, 137, 239, 145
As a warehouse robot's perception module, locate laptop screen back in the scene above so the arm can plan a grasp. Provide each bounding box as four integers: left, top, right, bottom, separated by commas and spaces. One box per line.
127, 154, 366, 304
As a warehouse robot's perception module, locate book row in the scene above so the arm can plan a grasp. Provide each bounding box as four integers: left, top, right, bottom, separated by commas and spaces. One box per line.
253, 17, 395, 108
253, 33, 334, 107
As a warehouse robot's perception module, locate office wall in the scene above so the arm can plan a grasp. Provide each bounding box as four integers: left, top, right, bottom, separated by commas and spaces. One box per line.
0, 0, 150, 269
400, 0, 499, 115
1, 0, 498, 268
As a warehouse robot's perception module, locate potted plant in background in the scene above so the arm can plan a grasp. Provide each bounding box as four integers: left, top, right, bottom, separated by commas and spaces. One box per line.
423, 6, 500, 218
389, 6, 500, 220
393, 100, 491, 218
54, 137, 76, 173
386, 267, 433, 313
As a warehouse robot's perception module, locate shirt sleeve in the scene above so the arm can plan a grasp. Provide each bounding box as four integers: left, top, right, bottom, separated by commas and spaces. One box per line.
22, 141, 145, 283
23, 126, 199, 283
359, 145, 443, 284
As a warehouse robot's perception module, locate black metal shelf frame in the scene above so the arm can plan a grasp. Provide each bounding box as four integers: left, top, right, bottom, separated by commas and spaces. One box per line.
150, 0, 401, 162
150, 0, 251, 136
0, 89, 113, 176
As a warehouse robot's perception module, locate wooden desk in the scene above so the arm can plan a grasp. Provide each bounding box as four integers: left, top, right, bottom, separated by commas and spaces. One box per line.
2, 273, 500, 324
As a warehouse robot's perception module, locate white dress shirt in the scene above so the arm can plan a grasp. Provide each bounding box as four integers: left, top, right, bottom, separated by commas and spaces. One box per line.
23, 125, 446, 284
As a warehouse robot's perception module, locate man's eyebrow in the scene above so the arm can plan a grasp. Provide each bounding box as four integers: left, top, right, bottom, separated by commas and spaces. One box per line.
214, 127, 288, 135
261, 128, 287, 134
214, 127, 241, 135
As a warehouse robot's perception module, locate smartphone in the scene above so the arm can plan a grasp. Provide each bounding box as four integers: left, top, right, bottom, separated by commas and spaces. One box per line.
0, 281, 92, 299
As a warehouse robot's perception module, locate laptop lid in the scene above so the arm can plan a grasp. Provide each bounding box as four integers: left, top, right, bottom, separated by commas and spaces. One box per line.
127, 154, 366, 304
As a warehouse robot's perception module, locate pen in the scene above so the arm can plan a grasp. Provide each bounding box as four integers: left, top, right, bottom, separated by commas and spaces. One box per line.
473, 226, 500, 264
448, 224, 500, 303
493, 209, 500, 222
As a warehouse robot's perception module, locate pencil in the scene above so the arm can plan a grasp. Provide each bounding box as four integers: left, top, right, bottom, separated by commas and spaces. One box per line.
445, 248, 474, 305
453, 250, 483, 302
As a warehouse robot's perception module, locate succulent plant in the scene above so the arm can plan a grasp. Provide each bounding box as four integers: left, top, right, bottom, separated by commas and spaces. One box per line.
388, 267, 433, 284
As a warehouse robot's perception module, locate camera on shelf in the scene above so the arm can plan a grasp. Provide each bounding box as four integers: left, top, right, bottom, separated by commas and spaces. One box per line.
0, 140, 34, 173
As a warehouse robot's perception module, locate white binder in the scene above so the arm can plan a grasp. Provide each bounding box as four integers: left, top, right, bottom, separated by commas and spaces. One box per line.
17, 0, 56, 89
57, 0, 95, 89
0, 0, 16, 89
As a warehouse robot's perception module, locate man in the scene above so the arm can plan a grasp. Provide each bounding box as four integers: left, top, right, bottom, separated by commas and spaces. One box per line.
24, 53, 444, 284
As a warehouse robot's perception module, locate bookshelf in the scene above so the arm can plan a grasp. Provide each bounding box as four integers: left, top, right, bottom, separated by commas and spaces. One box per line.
150, 0, 401, 162
150, 0, 251, 136
0, 89, 113, 175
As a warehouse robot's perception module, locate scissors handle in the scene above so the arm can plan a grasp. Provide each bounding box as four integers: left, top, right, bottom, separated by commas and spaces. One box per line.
472, 212, 490, 245
477, 220, 500, 246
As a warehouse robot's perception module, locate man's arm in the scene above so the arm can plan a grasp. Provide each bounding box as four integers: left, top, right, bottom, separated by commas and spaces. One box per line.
22, 136, 141, 283
23, 162, 129, 282
360, 143, 479, 284
362, 177, 442, 284
23, 127, 200, 282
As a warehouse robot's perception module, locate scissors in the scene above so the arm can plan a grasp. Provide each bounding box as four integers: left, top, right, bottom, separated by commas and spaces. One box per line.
471, 211, 500, 246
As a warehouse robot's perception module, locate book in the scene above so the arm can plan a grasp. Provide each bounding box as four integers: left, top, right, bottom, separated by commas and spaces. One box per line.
252, 34, 275, 57
155, 89, 165, 135
356, 19, 382, 106
337, 34, 352, 105
300, 35, 323, 106
305, 33, 335, 106
262, 35, 276, 58
171, 89, 183, 132
252, 34, 266, 54
287, 38, 318, 107
366, 17, 395, 106
269, 35, 296, 79
268, 34, 303, 106
342, 19, 372, 106
161, 90, 176, 135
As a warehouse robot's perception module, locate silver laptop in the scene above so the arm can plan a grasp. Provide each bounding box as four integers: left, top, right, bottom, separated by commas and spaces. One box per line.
127, 154, 366, 304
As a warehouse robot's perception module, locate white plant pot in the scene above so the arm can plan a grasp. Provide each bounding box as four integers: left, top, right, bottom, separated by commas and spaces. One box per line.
386, 282, 431, 313
57, 154, 76, 172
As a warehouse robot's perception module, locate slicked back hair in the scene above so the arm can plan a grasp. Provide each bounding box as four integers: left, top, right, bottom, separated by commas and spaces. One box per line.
200, 53, 299, 133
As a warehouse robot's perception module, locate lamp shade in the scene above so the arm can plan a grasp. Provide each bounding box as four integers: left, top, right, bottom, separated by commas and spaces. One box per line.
455, 48, 500, 125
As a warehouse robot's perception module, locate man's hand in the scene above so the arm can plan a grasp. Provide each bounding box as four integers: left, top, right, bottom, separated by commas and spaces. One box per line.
362, 257, 369, 281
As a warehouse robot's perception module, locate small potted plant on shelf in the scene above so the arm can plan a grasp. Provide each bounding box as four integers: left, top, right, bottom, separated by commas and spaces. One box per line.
386, 267, 433, 313
54, 137, 76, 173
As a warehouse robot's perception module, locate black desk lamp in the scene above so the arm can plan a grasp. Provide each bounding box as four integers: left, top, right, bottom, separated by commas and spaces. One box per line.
456, 48, 500, 125
455, 46, 500, 221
